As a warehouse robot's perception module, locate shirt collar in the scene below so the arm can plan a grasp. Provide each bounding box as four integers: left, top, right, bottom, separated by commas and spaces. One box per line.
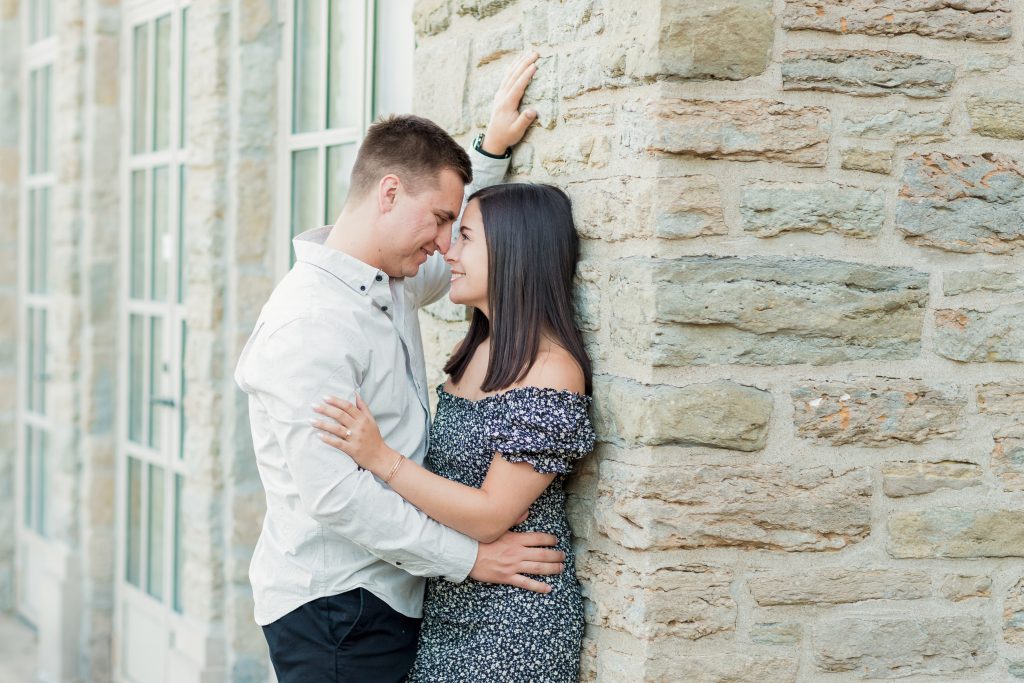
292, 227, 394, 305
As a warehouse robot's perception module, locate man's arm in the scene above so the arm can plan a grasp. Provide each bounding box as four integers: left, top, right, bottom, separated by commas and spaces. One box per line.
411, 51, 540, 309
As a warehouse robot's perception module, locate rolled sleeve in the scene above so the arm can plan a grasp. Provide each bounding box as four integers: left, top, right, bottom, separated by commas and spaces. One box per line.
246, 317, 478, 581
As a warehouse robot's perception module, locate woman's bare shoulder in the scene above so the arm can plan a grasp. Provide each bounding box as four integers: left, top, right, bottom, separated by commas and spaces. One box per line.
517, 346, 585, 394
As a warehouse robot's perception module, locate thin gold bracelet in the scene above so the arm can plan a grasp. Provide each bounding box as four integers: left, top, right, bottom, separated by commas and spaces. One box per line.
385, 454, 405, 483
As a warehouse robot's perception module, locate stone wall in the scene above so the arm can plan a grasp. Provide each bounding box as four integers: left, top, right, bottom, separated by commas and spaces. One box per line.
414, 0, 1024, 680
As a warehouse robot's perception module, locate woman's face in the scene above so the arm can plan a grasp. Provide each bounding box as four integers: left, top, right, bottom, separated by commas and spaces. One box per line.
447, 199, 489, 314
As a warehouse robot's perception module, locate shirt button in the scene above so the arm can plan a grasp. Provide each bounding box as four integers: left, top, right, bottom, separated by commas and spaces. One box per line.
359, 285, 366, 292
396, 562, 402, 566
375, 275, 383, 282
382, 305, 389, 312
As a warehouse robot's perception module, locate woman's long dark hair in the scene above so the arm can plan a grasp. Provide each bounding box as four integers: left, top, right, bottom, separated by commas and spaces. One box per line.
443, 183, 593, 395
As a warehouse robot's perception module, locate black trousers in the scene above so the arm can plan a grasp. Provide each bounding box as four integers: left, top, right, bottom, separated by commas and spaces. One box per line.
263, 588, 421, 682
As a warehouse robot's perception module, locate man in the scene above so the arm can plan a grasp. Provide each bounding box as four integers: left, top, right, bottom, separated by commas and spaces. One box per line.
234, 53, 560, 682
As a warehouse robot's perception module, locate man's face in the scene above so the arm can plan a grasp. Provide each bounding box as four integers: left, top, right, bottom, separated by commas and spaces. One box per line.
382, 168, 465, 278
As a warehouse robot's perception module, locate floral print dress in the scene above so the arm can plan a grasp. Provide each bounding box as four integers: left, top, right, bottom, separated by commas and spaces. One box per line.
407, 385, 596, 683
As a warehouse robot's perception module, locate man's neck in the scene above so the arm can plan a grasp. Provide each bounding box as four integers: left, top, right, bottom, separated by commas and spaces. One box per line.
324, 205, 386, 272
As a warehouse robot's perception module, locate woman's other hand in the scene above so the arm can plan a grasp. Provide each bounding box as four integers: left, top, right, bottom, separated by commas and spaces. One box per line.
312, 395, 392, 475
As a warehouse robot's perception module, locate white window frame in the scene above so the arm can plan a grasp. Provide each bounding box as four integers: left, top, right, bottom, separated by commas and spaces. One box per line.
15, 0, 57, 625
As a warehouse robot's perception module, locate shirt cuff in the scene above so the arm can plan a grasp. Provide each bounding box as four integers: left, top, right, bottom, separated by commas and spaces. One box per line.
441, 530, 479, 583
469, 147, 511, 188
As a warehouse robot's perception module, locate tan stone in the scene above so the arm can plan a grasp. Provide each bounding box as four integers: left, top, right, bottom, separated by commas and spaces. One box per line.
413, 38, 469, 135
540, 134, 610, 175
413, 0, 450, 36
577, 550, 735, 641
978, 383, 1024, 415
783, 0, 1012, 41
888, 508, 1024, 558
841, 109, 949, 143
629, 99, 830, 167
783, 49, 955, 98
993, 424, 1024, 491
595, 461, 871, 551
968, 92, 1024, 139
945, 271, 1024, 296
644, 646, 799, 683
592, 376, 773, 451
1006, 577, 1024, 644
792, 380, 965, 447
750, 621, 802, 646
935, 305, 1024, 361
748, 567, 931, 605
840, 145, 894, 174
882, 460, 983, 497
939, 574, 991, 601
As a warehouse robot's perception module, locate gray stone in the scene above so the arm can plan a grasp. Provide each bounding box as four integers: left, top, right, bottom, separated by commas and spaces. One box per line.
611, 257, 928, 367
897, 152, 1024, 254
740, 182, 885, 238
644, 648, 799, 683
592, 376, 773, 451
840, 145, 894, 174
638, 0, 773, 81
881, 460, 982, 497
888, 508, 1024, 558
993, 424, 1024, 491
629, 99, 830, 167
456, 0, 515, 19
977, 382, 1024, 414
783, 0, 1012, 41
523, 0, 605, 46
782, 49, 955, 98
578, 550, 736, 641
748, 568, 931, 606
944, 270, 1024, 295
413, 38, 469, 135
814, 616, 995, 678
473, 26, 522, 66
939, 574, 991, 601
1012, 661, 1024, 679
793, 380, 965, 448
935, 305, 1024, 362
841, 108, 949, 143
595, 460, 872, 551
1006, 577, 1024, 644
967, 91, 1024, 139
413, 0, 450, 36
751, 622, 802, 646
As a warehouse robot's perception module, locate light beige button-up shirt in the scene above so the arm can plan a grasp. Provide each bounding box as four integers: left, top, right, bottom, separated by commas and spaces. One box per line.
235, 151, 509, 625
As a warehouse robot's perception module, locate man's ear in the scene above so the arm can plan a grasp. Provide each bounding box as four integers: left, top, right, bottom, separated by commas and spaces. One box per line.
377, 174, 400, 214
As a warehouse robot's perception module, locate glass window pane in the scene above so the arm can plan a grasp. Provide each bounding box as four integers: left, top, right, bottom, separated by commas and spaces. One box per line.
178, 321, 186, 461
36, 187, 50, 294
28, 70, 38, 175
25, 308, 35, 411
173, 474, 183, 612
132, 24, 149, 154
291, 148, 319, 241
148, 316, 164, 448
131, 170, 146, 298
180, 9, 188, 148
128, 314, 144, 443
146, 465, 165, 599
35, 309, 47, 415
327, 1, 363, 130
177, 167, 186, 304
153, 15, 171, 151
152, 166, 169, 301
293, 0, 323, 133
126, 457, 142, 587
23, 427, 34, 529
40, 65, 52, 173
325, 143, 356, 225
35, 429, 48, 537
27, 188, 37, 293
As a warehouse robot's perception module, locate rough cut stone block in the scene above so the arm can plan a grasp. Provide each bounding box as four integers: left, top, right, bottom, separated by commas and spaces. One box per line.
751, 622, 802, 646
993, 425, 1024, 491
840, 145, 894, 174
645, 649, 799, 683
413, 38, 469, 134
456, 0, 514, 19
592, 376, 773, 451
577, 550, 735, 641
595, 460, 872, 551
524, 0, 604, 46
792, 380, 964, 447
783, 0, 1012, 41
841, 109, 949, 143
782, 49, 955, 98
740, 181, 884, 238
978, 382, 1024, 414
897, 152, 1024, 254
968, 91, 1024, 139
748, 568, 931, 606
935, 305, 1024, 362
413, 0, 450, 36
939, 574, 991, 601
814, 616, 995, 678
888, 508, 1024, 558
1007, 577, 1024, 644
473, 26, 522, 66
881, 460, 982, 497
945, 271, 1024, 295
640, 0, 773, 81
630, 99, 830, 167
570, 175, 726, 242
540, 134, 610, 175
1012, 660, 1024, 679
611, 257, 927, 367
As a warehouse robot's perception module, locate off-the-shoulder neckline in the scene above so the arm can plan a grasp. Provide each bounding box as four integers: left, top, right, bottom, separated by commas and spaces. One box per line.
437, 384, 591, 404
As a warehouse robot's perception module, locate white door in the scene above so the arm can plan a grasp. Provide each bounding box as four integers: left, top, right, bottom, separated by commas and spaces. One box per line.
115, 4, 190, 682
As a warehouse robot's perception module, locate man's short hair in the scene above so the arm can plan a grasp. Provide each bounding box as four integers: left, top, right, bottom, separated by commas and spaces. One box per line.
348, 114, 472, 201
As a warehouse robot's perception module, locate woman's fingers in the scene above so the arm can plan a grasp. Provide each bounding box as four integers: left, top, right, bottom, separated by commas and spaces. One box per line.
312, 401, 355, 427
323, 395, 360, 420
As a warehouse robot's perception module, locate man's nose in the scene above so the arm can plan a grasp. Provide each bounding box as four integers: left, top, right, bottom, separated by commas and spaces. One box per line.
436, 226, 452, 255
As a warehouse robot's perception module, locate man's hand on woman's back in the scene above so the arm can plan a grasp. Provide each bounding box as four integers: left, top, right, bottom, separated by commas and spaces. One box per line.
470, 530, 566, 594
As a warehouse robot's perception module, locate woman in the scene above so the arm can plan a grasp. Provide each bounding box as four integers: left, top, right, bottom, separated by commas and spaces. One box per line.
312, 182, 595, 682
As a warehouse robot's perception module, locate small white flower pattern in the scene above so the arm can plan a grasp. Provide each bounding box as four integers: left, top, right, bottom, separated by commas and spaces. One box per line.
406, 385, 596, 683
